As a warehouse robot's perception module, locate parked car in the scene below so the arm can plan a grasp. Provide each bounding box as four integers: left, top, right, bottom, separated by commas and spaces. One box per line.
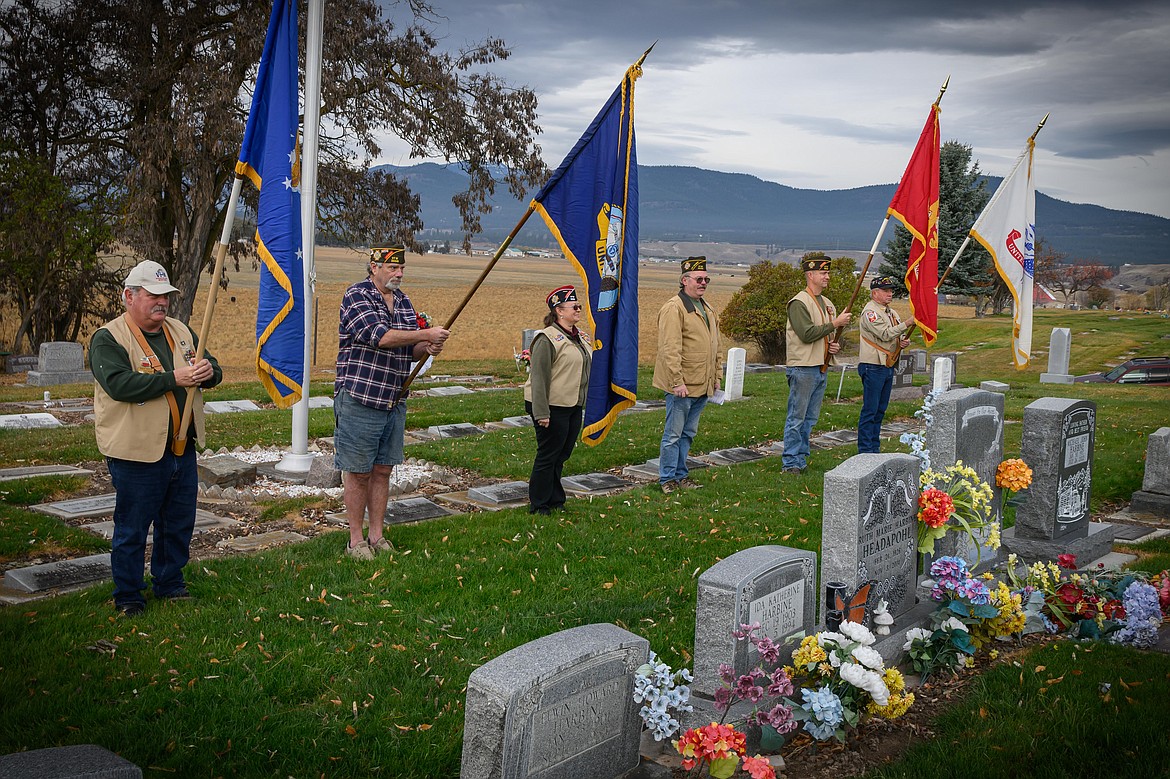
1074, 356, 1170, 385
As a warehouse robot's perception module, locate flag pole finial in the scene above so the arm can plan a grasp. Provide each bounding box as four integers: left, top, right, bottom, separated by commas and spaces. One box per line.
1029, 113, 1050, 143
934, 76, 950, 107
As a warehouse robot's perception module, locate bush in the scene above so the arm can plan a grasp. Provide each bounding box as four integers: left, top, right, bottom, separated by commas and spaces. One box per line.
719, 252, 857, 363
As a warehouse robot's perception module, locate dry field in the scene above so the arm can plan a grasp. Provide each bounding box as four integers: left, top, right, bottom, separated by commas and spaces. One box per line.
182, 247, 752, 382
4, 246, 972, 384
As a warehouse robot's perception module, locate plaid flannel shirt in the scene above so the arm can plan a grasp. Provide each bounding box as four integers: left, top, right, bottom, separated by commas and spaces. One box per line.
335, 278, 419, 408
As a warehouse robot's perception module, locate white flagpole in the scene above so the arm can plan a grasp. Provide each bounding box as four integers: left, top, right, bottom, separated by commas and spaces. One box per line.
277, 0, 323, 472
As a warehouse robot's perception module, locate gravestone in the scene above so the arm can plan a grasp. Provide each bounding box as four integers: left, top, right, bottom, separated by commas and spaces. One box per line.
26, 341, 94, 386
502, 416, 536, 428
691, 546, 817, 699
822, 454, 920, 623
4, 553, 111, 593
427, 423, 487, 439
0, 413, 62, 430
980, 380, 1009, 393
468, 481, 529, 505
907, 349, 928, 373
1002, 398, 1114, 563
216, 530, 309, 553
461, 623, 647, 779
304, 455, 342, 488
892, 353, 914, 389
203, 399, 262, 414
1131, 427, 1170, 518
931, 357, 954, 393
3, 353, 38, 373
385, 496, 455, 524
197, 454, 257, 487
0, 744, 141, 778
724, 347, 747, 401
744, 363, 774, 373
560, 473, 632, 494
427, 385, 474, 397
1039, 327, 1075, 384
521, 328, 538, 351
0, 464, 94, 482
924, 388, 1004, 569
307, 395, 334, 409
702, 447, 764, 466
31, 493, 116, 519
84, 509, 237, 540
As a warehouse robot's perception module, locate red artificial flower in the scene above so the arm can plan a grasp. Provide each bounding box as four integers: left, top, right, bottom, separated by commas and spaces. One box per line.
1158, 572, 1170, 615
674, 723, 746, 770
743, 754, 777, 779
1101, 599, 1126, 621
918, 488, 955, 529
1055, 582, 1084, 606
1057, 553, 1077, 570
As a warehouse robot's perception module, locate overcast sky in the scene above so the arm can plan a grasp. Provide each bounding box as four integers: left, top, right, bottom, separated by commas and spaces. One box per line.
372, 0, 1170, 222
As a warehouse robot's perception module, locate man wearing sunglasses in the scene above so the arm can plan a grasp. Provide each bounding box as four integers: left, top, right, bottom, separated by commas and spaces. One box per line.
334, 247, 450, 560
652, 256, 722, 495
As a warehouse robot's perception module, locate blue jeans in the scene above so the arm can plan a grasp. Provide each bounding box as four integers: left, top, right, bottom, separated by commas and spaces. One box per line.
857, 362, 894, 454
107, 447, 198, 606
783, 366, 827, 470
659, 393, 708, 483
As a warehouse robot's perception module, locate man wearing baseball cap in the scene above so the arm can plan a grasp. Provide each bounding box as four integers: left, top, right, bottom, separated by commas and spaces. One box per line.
856, 276, 912, 453
91, 260, 222, 617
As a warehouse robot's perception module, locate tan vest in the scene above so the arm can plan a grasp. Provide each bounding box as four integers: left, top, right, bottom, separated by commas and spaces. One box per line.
94, 316, 207, 461
785, 289, 836, 367
524, 326, 592, 408
858, 299, 905, 365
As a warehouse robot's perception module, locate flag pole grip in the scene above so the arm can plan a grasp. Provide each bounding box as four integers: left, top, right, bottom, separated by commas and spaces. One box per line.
174, 175, 243, 453
391, 205, 537, 405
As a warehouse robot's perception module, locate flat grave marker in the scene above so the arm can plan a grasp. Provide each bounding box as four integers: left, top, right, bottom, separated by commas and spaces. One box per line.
4, 553, 111, 593
0, 465, 94, 482
467, 481, 530, 506
31, 493, 116, 520
560, 473, 633, 494
0, 412, 62, 429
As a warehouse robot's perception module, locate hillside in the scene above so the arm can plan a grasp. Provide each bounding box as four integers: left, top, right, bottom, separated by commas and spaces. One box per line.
378, 163, 1170, 265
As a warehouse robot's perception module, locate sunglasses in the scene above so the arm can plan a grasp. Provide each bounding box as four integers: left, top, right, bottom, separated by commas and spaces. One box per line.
690, 276, 711, 284
561, 304, 583, 311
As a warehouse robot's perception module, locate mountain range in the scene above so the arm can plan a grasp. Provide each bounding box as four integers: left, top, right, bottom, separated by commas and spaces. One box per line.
380, 163, 1170, 265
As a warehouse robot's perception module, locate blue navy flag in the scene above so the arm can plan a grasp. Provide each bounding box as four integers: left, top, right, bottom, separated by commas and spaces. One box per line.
531, 50, 649, 446
236, 0, 304, 408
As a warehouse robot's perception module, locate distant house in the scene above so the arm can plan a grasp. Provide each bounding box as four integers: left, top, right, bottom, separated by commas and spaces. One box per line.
1034, 283, 1058, 307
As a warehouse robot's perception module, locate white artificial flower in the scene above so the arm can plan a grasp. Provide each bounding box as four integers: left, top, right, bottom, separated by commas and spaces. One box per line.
839, 620, 876, 646
902, 627, 932, 652
851, 645, 886, 672
817, 631, 847, 648
941, 617, 969, 633
838, 663, 890, 707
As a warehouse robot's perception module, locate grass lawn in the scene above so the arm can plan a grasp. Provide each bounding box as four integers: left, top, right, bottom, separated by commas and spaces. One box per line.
0, 309, 1167, 777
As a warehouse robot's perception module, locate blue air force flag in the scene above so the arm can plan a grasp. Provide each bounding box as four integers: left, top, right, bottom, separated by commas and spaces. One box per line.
236, 0, 304, 407
531, 51, 649, 446
970, 139, 1037, 369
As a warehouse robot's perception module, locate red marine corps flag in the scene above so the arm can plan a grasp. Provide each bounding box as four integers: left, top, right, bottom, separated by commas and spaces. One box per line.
886, 103, 941, 346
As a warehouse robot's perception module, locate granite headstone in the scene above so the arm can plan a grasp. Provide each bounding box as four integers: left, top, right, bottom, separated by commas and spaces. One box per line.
26, 341, 93, 386
822, 454, 920, 623
1131, 427, 1170, 517
1039, 327, 1075, 384
691, 546, 817, 698
461, 623, 647, 779
724, 347, 746, 401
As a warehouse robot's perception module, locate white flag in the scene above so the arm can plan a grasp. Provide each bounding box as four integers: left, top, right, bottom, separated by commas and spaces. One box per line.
970, 140, 1036, 369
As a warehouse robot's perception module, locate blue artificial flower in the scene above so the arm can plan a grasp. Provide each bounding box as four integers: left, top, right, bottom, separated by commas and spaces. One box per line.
1111, 581, 1162, 649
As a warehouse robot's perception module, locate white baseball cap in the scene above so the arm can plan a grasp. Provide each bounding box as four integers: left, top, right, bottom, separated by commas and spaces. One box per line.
124, 260, 179, 295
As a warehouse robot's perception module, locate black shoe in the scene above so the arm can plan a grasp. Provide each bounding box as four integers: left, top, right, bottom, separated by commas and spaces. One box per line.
117, 602, 145, 617
783, 467, 803, 474
159, 587, 192, 601
529, 507, 551, 516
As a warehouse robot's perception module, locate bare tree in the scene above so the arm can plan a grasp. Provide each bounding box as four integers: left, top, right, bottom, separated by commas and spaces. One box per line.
1, 0, 547, 322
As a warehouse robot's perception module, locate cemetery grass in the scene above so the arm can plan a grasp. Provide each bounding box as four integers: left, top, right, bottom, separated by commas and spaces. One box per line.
0, 315, 1168, 776
0, 477, 109, 562
1116, 535, 1170, 577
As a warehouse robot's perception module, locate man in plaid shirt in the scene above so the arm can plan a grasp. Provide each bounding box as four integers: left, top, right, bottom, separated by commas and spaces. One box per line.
334, 247, 449, 560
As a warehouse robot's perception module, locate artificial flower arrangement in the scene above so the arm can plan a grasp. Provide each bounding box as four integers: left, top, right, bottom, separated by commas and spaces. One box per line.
1005, 553, 1163, 645
917, 461, 999, 563
784, 620, 913, 744
513, 348, 531, 373
633, 651, 693, 743
903, 556, 1026, 680
671, 623, 791, 778
416, 311, 432, 329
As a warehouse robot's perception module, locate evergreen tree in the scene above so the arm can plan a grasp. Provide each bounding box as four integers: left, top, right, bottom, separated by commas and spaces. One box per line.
879, 141, 1000, 316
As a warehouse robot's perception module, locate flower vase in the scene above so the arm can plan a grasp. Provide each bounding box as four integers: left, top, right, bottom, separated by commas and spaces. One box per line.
639, 729, 666, 758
